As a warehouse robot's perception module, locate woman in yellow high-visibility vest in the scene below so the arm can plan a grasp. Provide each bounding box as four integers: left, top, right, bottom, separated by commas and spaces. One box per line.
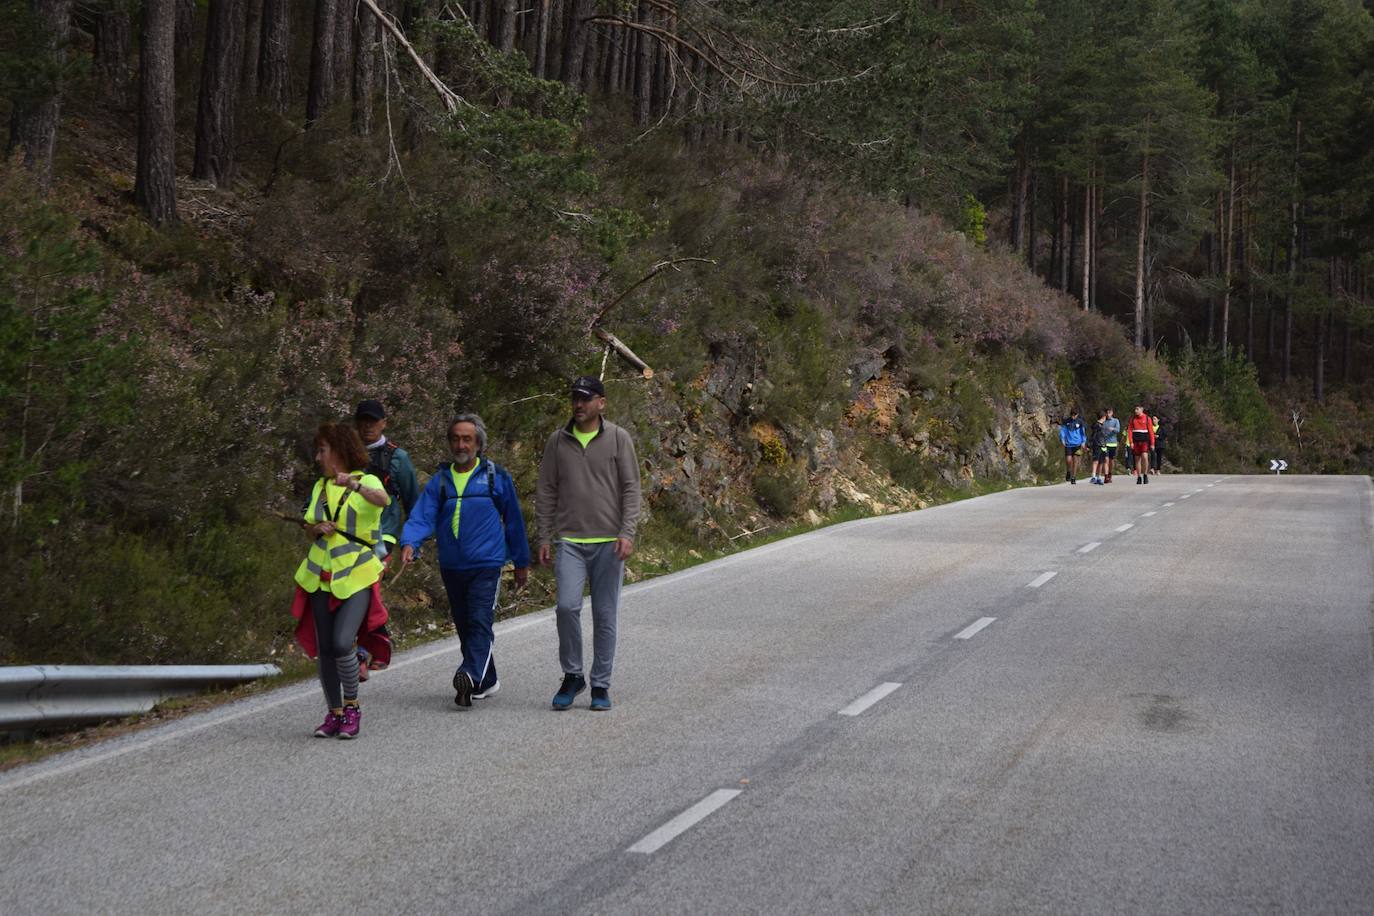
291, 422, 390, 739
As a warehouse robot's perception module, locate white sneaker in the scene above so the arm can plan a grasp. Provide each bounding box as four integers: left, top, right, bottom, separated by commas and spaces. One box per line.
473, 680, 501, 700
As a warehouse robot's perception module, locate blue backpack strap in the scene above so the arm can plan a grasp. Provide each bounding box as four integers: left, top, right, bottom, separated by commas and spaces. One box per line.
485, 460, 506, 523
436, 462, 455, 505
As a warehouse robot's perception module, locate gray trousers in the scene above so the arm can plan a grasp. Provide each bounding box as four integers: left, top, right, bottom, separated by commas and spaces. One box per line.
310, 590, 369, 709
555, 540, 624, 689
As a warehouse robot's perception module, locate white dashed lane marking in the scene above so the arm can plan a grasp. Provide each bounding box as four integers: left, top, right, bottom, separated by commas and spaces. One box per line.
838, 682, 902, 717
1115, 524, 1134, 533
628, 790, 743, 854
1027, 571, 1057, 588
954, 617, 997, 640
1078, 542, 1101, 554
1142, 511, 1157, 517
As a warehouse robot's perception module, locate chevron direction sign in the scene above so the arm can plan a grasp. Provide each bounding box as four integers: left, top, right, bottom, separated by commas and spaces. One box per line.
1270, 459, 1289, 474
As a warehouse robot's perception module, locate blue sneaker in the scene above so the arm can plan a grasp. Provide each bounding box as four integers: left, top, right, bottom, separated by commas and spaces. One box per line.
589, 687, 612, 711
552, 674, 585, 710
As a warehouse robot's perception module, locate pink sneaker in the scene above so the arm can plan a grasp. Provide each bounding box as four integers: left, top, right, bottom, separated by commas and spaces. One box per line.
313, 711, 342, 738
338, 705, 361, 739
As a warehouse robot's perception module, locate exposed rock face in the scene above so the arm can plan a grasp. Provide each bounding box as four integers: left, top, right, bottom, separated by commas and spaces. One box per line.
627, 342, 1063, 542
972, 377, 1057, 482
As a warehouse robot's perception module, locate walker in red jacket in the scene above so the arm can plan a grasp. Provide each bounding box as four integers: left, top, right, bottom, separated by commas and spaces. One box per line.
1127, 406, 1156, 484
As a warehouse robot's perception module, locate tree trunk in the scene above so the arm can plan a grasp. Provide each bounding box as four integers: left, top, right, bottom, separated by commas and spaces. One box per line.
532, 0, 550, 78
583, 22, 602, 96
1060, 184, 1071, 299
1081, 166, 1092, 310
1091, 181, 1100, 311
175, 0, 198, 72
1011, 143, 1028, 253
7, 0, 72, 190
1282, 224, 1295, 383
1241, 183, 1252, 359
607, 19, 629, 97
306, 0, 337, 127
258, 0, 291, 112
1220, 152, 1236, 352
136, 0, 178, 225
1134, 147, 1149, 348
351, 0, 379, 134
562, 0, 592, 91
1283, 118, 1300, 383
498, 0, 517, 52
633, 1, 653, 125
240, 0, 263, 95
475, 0, 491, 47
1025, 171, 1037, 273
1059, 176, 1070, 292
95, 1, 134, 107
192, 0, 244, 185
1313, 306, 1326, 403
333, 0, 355, 95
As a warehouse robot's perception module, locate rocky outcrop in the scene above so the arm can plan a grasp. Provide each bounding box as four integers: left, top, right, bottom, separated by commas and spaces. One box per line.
628, 342, 1064, 544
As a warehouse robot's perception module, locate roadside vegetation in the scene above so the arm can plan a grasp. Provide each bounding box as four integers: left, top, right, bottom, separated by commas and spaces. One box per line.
1, 1, 1371, 673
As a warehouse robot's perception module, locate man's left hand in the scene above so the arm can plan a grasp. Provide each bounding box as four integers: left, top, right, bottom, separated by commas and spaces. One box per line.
614, 537, 634, 561
513, 567, 529, 589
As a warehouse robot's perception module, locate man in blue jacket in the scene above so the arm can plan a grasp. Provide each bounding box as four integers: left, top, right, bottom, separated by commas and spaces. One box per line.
399, 414, 530, 707
1059, 409, 1086, 484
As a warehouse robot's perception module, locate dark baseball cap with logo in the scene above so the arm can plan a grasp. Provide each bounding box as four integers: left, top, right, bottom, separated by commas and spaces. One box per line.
355, 399, 386, 420
570, 376, 605, 398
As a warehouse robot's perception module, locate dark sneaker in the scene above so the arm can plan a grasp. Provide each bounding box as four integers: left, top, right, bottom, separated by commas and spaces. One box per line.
589, 687, 612, 711
473, 679, 500, 700
453, 670, 474, 707
338, 705, 361, 739
1137, 476, 1142, 484
552, 674, 586, 710
1070, 476, 1077, 484
314, 711, 342, 738
1143, 474, 1149, 484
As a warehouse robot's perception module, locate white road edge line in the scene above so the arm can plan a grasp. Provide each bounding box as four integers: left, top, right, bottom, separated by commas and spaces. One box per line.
628, 789, 742, 854
1027, 571, 1057, 588
954, 617, 997, 640
838, 682, 902, 717
1078, 542, 1101, 554
1115, 524, 1134, 533
1142, 511, 1157, 517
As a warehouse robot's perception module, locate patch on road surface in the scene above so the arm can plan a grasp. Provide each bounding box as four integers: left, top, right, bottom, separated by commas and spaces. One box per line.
1133, 694, 1196, 734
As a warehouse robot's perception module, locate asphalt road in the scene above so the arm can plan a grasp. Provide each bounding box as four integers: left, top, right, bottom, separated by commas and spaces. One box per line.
4, 474, 1373, 915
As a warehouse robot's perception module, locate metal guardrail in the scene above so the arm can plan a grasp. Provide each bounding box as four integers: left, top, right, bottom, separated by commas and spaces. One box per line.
0, 665, 282, 732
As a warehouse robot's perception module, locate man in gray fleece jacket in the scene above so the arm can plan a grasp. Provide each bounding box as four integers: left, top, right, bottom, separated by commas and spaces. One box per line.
536, 376, 642, 711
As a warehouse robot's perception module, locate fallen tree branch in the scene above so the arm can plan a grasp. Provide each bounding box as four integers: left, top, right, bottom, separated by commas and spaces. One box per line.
587, 256, 717, 329
359, 0, 478, 116
594, 327, 654, 378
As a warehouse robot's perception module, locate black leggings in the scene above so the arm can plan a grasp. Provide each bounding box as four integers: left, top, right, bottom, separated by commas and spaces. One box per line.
310, 590, 370, 709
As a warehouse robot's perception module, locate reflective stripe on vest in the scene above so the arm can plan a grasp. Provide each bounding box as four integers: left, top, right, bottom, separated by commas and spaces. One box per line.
296, 476, 382, 595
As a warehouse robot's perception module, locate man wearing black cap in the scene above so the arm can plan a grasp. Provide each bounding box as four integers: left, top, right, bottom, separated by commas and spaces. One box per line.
536, 376, 642, 711
355, 399, 420, 561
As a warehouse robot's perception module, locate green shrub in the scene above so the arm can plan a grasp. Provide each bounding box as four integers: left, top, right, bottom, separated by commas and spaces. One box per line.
752, 461, 807, 517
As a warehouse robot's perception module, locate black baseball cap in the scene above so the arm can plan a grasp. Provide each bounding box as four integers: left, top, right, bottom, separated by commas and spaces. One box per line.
355, 399, 386, 420
570, 376, 605, 398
